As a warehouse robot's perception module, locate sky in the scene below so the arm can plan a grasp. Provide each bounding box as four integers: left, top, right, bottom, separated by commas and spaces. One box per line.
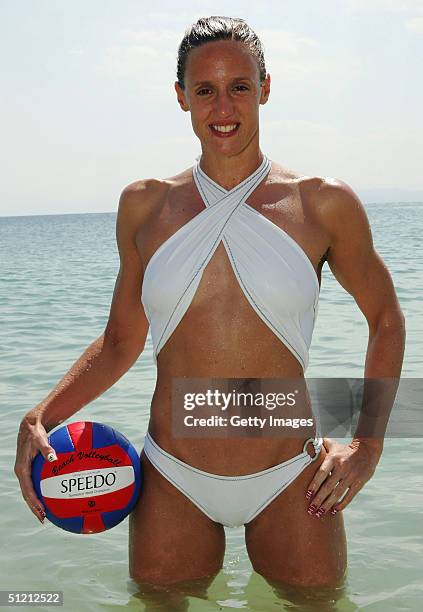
1, 0, 422, 216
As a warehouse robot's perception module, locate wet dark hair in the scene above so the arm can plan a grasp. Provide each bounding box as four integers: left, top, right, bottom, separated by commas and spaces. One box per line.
176, 16, 266, 90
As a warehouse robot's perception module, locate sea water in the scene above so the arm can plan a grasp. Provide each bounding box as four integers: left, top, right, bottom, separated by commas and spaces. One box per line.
1, 203, 422, 611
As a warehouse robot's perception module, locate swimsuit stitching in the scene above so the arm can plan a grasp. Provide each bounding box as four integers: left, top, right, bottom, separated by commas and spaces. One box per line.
243, 440, 323, 522
202, 164, 319, 345
240, 203, 320, 329
194, 171, 212, 208
143, 448, 217, 521
245, 469, 311, 523
155, 195, 246, 354
197, 160, 320, 313
194, 157, 270, 209
222, 235, 305, 370
143, 158, 267, 280
156, 162, 271, 354
155, 165, 268, 351
144, 435, 322, 525
145, 441, 320, 527
196, 156, 269, 197
145, 433, 309, 481
151, 443, 304, 481
241, 202, 320, 297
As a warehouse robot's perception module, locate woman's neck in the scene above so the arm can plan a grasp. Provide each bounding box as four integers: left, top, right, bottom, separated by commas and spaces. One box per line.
198, 148, 265, 191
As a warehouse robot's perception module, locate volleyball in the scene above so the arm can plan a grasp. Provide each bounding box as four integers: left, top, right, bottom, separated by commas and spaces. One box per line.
31, 421, 141, 534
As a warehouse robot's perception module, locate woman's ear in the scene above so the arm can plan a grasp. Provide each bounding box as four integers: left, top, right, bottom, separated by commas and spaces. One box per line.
175, 81, 190, 112
260, 73, 271, 105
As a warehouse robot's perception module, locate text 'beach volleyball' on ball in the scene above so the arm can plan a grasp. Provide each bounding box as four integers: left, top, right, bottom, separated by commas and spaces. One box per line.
31, 421, 142, 534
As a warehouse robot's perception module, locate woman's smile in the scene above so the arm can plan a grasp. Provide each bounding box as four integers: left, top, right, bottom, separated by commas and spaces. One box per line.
209, 122, 240, 137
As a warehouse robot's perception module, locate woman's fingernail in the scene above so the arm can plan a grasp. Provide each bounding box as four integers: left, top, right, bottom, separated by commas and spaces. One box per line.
331, 508, 338, 515
305, 489, 314, 500
47, 452, 57, 462
315, 508, 326, 518
308, 504, 317, 515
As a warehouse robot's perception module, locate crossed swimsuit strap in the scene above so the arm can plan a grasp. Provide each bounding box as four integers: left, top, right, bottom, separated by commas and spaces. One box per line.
154, 155, 272, 355
143, 152, 318, 371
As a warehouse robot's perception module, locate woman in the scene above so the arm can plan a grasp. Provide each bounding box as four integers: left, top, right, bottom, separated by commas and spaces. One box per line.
15, 16, 405, 588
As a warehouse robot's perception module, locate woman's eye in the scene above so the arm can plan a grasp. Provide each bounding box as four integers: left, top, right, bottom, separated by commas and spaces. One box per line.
196, 85, 249, 96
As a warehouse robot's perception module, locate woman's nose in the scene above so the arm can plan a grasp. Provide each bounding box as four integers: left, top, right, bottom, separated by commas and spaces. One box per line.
214, 92, 234, 117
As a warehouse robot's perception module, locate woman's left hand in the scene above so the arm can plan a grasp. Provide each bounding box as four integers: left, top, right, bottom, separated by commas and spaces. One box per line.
305, 438, 383, 518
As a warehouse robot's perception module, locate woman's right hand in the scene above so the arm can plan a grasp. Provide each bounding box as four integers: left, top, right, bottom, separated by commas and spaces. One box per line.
14, 411, 58, 524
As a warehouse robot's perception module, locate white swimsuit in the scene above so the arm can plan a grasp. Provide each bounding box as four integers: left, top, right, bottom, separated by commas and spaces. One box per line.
141, 155, 323, 527
141, 154, 320, 371
143, 432, 322, 528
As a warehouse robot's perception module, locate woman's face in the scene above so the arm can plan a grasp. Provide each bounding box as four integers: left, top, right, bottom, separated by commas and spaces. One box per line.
175, 39, 270, 158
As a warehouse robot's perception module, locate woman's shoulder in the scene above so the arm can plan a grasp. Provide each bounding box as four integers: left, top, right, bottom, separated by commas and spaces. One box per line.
118, 169, 195, 227
121, 166, 193, 203
271, 160, 360, 208
297, 176, 368, 243
269, 159, 344, 192
269, 161, 365, 235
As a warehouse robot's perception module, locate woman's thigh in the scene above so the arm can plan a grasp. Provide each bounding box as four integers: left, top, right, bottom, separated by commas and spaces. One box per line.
129, 452, 226, 585
245, 443, 348, 587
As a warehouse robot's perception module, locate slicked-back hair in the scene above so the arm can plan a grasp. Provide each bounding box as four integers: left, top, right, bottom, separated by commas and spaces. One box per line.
176, 16, 266, 89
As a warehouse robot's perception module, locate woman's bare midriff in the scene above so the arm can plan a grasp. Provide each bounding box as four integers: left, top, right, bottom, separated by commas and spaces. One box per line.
137, 162, 330, 476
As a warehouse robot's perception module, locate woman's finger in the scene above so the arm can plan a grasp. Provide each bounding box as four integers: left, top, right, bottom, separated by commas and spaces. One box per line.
30, 420, 58, 463
15, 466, 45, 523
306, 452, 337, 500
310, 480, 351, 518
306, 470, 345, 515
14, 417, 58, 524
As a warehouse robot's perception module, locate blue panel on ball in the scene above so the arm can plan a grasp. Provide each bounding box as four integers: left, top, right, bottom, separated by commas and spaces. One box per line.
101, 506, 133, 530
114, 429, 131, 451
47, 510, 84, 534
92, 421, 117, 448
31, 453, 44, 500
49, 425, 75, 453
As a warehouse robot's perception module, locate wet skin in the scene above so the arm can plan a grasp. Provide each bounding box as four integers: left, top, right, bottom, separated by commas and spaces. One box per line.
119, 40, 401, 586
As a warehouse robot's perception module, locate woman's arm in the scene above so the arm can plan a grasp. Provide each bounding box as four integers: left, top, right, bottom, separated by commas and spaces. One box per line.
14, 181, 155, 523
304, 179, 406, 516
323, 178, 406, 452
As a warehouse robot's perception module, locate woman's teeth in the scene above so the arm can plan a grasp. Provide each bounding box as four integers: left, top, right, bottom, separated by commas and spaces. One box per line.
211, 124, 238, 133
